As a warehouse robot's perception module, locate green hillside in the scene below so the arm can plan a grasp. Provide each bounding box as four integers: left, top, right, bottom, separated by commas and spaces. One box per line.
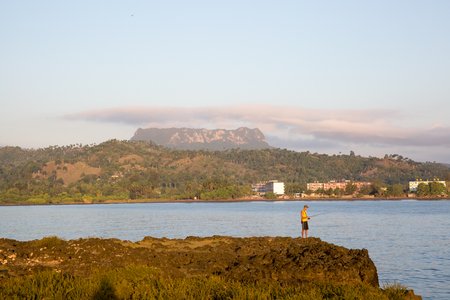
0, 140, 449, 204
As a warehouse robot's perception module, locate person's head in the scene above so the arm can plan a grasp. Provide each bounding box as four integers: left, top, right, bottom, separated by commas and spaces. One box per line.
304, 205, 309, 209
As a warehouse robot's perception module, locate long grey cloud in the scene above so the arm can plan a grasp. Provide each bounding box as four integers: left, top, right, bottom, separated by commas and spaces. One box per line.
65, 105, 450, 148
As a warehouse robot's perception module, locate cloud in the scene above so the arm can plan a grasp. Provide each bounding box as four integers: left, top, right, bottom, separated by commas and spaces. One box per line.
65, 104, 450, 150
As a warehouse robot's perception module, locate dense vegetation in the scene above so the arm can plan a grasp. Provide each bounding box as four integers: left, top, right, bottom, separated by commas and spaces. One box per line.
0, 140, 449, 204
0, 267, 411, 300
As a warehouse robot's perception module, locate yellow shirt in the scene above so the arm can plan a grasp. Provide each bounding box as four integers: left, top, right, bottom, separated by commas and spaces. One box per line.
301, 209, 308, 222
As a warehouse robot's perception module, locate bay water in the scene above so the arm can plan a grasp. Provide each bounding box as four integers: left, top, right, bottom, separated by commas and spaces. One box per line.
1, 200, 449, 299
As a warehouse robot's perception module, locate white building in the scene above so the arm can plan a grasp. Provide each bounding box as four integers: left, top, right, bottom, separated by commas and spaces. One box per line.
252, 180, 285, 195
409, 180, 447, 192
265, 180, 285, 195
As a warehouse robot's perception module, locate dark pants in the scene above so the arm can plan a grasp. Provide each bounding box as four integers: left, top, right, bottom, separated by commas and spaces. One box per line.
302, 221, 309, 230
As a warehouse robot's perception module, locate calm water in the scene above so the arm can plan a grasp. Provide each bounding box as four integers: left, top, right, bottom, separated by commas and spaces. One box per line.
1, 200, 449, 299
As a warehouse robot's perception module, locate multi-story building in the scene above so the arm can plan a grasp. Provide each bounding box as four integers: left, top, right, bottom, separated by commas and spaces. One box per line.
409, 180, 447, 192
266, 180, 285, 195
307, 180, 371, 192
252, 180, 285, 195
306, 182, 325, 191
251, 182, 267, 194
323, 181, 348, 190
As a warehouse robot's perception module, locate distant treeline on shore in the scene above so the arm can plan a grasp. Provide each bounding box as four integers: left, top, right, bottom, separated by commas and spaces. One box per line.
1, 140, 449, 204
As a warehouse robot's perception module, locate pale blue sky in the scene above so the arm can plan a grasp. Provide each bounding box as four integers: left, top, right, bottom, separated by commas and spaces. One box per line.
1, 1, 450, 162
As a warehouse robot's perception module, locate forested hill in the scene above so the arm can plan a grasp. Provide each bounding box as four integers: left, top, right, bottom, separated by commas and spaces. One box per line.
0, 140, 449, 203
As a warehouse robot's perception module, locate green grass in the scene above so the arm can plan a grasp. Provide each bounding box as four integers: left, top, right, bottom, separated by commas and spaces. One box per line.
382, 282, 410, 300
28, 236, 66, 249
0, 266, 412, 300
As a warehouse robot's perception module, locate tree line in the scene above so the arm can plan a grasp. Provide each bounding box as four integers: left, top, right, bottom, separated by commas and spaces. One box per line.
0, 140, 449, 204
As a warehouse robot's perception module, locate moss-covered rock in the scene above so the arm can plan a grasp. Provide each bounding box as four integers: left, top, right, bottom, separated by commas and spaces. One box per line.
0, 236, 420, 299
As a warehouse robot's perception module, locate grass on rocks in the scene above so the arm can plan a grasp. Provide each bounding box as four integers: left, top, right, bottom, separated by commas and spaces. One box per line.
0, 265, 411, 300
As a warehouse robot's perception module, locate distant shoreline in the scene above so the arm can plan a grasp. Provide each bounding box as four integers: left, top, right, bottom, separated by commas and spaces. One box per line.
1, 196, 449, 207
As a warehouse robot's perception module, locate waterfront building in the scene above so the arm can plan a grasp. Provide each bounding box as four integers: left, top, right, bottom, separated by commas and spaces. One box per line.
251, 182, 267, 194
306, 181, 326, 191
409, 180, 447, 192
307, 180, 371, 192
266, 180, 285, 195
252, 180, 285, 195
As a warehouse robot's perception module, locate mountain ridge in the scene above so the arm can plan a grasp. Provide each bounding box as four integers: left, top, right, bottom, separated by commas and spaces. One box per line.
130, 127, 271, 150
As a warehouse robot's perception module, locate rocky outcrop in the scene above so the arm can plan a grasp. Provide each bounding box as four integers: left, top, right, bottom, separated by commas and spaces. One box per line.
0, 236, 424, 299
130, 127, 271, 150
0, 236, 377, 286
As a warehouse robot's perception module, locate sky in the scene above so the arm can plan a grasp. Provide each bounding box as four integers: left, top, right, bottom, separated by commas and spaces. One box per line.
1, 1, 450, 163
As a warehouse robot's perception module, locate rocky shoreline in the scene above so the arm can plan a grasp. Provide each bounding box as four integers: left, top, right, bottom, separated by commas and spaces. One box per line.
0, 236, 421, 299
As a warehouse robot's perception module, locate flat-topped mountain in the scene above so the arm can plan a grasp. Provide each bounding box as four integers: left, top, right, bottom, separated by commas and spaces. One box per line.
130, 127, 271, 150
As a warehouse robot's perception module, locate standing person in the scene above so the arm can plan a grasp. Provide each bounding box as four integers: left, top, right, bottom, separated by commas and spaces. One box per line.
301, 205, 310, 238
